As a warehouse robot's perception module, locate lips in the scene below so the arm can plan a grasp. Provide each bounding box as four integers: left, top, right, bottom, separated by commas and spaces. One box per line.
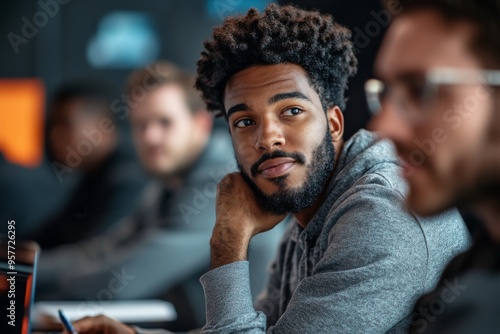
258, 157, 296, 178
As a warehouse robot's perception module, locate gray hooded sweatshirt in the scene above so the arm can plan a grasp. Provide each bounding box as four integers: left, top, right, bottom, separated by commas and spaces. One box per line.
199, 129, 471, 334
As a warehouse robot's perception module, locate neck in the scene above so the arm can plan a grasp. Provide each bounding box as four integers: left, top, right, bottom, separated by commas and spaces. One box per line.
81, 137, 117, 173
294, 194, 327, 228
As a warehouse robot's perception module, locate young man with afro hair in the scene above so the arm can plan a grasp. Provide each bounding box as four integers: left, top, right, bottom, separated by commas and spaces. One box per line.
68, 4, 470, 334
193, 4, 468, 333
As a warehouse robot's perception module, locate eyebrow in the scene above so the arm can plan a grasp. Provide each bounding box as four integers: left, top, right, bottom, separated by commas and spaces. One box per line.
398, 72, 427, 84
377, 69, 427, 84
268, 91, 312, 105
226, 91, 312, 119
226, 103, 250, 119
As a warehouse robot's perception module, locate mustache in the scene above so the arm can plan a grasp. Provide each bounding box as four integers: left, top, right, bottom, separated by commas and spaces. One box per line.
250, 150, 306, 177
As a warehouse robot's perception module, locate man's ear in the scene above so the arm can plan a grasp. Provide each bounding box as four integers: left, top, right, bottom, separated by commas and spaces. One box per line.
326, 106, 344, 142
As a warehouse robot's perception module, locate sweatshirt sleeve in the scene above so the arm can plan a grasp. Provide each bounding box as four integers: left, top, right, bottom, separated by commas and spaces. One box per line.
200, 261, 267, 333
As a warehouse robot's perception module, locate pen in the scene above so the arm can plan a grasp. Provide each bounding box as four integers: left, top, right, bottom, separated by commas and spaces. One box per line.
58, 309, 79, 334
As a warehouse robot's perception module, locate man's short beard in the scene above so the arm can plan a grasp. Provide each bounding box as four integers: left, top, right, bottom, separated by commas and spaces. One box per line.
454, 175, 500, 211
237, 127, 336, 215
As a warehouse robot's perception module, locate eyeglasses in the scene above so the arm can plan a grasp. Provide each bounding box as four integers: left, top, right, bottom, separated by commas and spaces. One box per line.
365, 67, 500, 122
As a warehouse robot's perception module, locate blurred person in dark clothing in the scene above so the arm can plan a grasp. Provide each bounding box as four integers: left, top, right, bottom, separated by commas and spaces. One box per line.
41, 62, 284, 330
368, 0, 500, 332
27, 80, 147, 248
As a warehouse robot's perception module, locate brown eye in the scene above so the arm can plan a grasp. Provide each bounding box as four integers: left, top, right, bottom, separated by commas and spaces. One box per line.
235, 118, 255, 128
282, 107, 303, 116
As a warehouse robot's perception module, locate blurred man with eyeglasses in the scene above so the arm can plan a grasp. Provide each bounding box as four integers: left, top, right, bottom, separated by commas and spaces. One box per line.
368, 0, 500, 332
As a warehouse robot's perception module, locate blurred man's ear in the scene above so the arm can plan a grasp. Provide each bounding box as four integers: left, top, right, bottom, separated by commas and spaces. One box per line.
326, 106, 344, 142
194, 109, 213, 135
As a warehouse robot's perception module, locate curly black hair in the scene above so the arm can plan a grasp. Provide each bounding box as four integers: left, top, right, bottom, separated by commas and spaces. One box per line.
195, 4, 358, 117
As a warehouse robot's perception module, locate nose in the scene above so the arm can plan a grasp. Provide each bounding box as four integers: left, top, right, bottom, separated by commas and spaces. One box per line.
368, 100, 413, 144
255, 116, 286, 152
143, 123, 163, 145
